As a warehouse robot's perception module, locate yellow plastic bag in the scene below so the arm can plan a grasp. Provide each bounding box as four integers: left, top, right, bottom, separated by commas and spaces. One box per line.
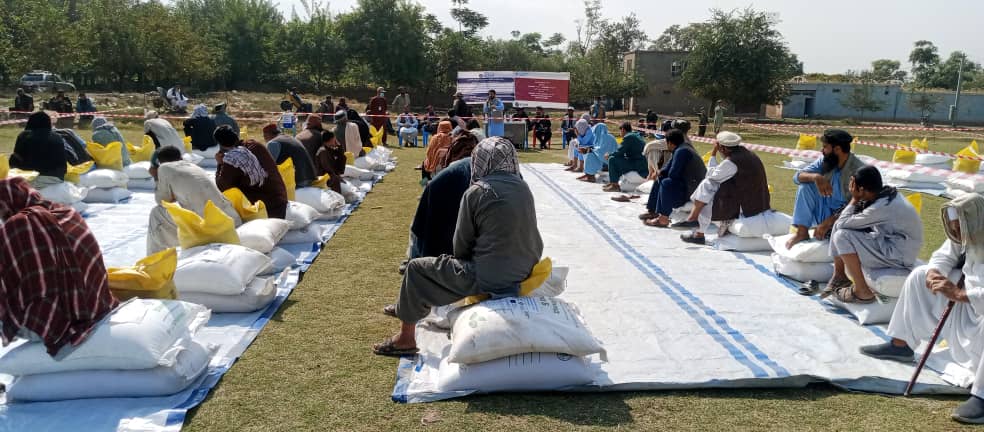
972, 140, 980, 153
222, 187, 268, 222
311, 173, 331, 189
64, 161, 95, 184
362, 146, 372, 156
278, 158, 296, 200
911, 138, 928, 151
162, 200, 240, 249
892, 146, 916, 165
241, 125, 249, 141
369, 126, 384, 146
953, 144, 982, 174
87, 141, 124, 170
0, 153, 8, 180
905, 193, 922, 215
345, 151, 355, 165
796, 134, 817, 150
183, 136, 193, 152
8, 169, 38, 182
702, 151, 713, 165
459, 258, 554, 307
107, 248, 178, 301
126, 137, 155, 163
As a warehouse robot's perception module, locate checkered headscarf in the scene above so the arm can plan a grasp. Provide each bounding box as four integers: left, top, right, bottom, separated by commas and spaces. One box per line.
470, 136, 519, 186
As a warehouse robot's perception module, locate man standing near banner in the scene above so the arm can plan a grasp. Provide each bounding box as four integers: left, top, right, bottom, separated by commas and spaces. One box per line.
484, 89, 505, 138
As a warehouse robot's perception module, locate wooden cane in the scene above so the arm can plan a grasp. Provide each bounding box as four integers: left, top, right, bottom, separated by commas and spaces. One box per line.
904, 300, 956, 396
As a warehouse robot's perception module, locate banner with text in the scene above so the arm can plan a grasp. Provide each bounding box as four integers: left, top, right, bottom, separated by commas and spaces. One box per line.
457, 71, 570, 110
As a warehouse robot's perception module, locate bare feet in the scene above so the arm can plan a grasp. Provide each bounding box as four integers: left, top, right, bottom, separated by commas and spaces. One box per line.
785, 227, 810, 250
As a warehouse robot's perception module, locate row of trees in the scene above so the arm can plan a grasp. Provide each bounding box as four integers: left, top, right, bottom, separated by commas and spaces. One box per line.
0, 0, 653, 105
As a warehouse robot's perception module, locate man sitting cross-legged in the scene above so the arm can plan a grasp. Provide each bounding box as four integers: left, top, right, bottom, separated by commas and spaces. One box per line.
639, 129, 706, 228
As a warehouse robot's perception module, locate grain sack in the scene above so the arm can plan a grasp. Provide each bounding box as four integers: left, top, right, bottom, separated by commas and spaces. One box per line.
174, 243, 271, 295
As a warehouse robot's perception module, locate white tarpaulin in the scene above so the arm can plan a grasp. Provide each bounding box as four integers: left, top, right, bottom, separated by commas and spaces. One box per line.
393, 163, 970, 403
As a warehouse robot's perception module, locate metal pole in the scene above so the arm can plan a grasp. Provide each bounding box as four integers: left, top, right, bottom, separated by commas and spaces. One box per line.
952, 58, 964, 127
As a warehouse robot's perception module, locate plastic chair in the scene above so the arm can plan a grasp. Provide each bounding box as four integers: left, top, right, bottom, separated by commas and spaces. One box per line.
398, 131, 418, 147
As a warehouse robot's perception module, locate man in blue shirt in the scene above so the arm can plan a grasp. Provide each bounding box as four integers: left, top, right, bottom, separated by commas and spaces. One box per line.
787, 129, 867, 249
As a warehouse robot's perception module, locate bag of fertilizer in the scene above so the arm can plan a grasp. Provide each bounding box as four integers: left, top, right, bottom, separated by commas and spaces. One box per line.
127, 177, 157, 190
295, 187, 346, 213
618, 171, 646, 193
279, 222, 324, 245
728, 211, 792, 238
236, 219, 291, 254
259, 247, 297, 276
343, 165, 376, 181
864, 266, 915, 298
0, 299, 209, 376
635, 179, 655, 194
766, 233, 833, 263
38, 182, 87, 204
446, 297, 605, 365
826, 296, 898, 326
771, 253, 834, 283
174, 243, 271, 295
286, 201, 320, 228
6, 339, 212, 402
82, 187, 132, 203
714, 235, 771, 252
178, 276, 277, 313
437, 352, 595, 393
79, 169, 128, 189
123, 161, 153, 179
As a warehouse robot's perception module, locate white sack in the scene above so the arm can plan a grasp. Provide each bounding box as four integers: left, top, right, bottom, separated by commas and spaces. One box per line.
714, 235, 772, 252
864, 267, 914, 298
82, 187, 132, 203
178, 276, 276, 313
6, 339, 212, 402
123, 161, 153, 179
772, 253, 834, 283
916, 154, 952, 166
728, 211, 793, 238
71, 201, 88, 214
946, 177, 984, 193
529, 266, 569, 298
181, 152, 204, 165
339, 181, 359, 203
279, 222, 324, 245
0, 299, 210, 376
235, 219, 291, 254
295, 187, 346, 213
635, 180, 654, 195
79, 169, 128, 189
885, 169, 948, 184
826, 296, 898, 326
127, 177, 157, 190
437, 352, 594, 393
260, 247, 297, 276
286, 201, 319, 228
343, 165, 375, 181
447, 297, 605, 365
618, 172, 646, 193
38, 182, 87, 204
174, 244, 271, 295
192, 146, 219, 168
317, 207, 345, 222
766, 233, 833, 263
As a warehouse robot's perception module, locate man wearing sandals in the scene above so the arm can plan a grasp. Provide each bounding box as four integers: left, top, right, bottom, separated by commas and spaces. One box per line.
861, 193, 984, 424
820, 166, 922, 303
786, 129, 866, 250
373, 137, 543, 357
638, 129, 706, 228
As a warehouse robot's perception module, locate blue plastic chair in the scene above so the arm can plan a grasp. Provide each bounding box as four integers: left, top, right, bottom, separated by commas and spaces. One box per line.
398, 131, 418, 147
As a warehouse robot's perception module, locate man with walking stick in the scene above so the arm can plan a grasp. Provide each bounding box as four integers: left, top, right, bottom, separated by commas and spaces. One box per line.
861, 193, 984, 424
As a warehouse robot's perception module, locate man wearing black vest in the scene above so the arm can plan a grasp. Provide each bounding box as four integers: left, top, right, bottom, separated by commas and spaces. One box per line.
671, 131, 770, 244
640, 128, 707, 227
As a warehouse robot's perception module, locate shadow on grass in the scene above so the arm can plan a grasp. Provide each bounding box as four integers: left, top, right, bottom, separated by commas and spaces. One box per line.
270, 298, 298, 322
460, 391, 634, 427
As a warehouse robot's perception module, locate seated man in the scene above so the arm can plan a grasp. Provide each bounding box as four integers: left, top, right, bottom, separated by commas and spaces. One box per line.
295, 116, 325, 161
642, 134, 671, 180
672, 132, 770, 245
374, 137, 544, 356
91, 116, 132, 167
819, 166, 924, 303
0, 177, 118, 356
10, 112, 67, 189
13, 88, 34, 113
333, 110, 364, 157
861, 193, 984, 424
396, 108, 419, 147
166, 84, 189, 112
214, 125, 289, 219
184, 104, 218, 151
147, 146, 242, 254
53, 127, 93, 165
419, 105, 439, 135
315, 131, 345, 194
786, 129, 866, 249
144, 111, 185, 151
76, 92, 96, 128
532, 106, 552, 149
575, 120, 618, 183
603, 122, 649, 192
640, 129, 706, 227
263, 123, 318, 188
211, 103, 240, 136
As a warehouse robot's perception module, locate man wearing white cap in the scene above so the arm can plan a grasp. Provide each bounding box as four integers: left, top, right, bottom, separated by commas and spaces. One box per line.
673, 131, 771, 245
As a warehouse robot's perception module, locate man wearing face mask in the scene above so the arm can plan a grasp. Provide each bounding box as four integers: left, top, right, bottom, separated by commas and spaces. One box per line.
786, 129, 866, 250
861, 193, 984, 425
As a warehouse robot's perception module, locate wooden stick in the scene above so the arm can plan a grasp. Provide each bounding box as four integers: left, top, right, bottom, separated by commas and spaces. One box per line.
905, 300, 956, 397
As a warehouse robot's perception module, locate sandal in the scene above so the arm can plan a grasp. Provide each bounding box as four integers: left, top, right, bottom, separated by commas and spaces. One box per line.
372, 338, 419, 357
612, 195, 640, 203
798, 280, 820, 296
823, 285, 876, 304
602, 184, 621, 192
644, 218, 670, 228
638, 211, 657, 220
382, 304, 398, 318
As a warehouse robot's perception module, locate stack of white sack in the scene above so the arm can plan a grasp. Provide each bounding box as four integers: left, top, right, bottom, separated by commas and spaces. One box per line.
715, 211, 792, 252
766, 233, 834, 283
259, 247, 298, 276
355, 147, 397, 172
236, 218, 291, 254
174, 243, 277, 313
281, 190, 346, 244
79, 168, 132, 203
825, 266, 919, 325
417, 267, 603, 394
0, 299, 212, 402
945, 177, 984, 198
38, 181, 89, 214
884, 168, 948, 191
124, 161, 156, 190
343, 165, 376, 181
618, 172, 647, 193
192, 146, 220, 168
915, 153, 953, 170
636, 179, 655, 195
668, 202, 694, 223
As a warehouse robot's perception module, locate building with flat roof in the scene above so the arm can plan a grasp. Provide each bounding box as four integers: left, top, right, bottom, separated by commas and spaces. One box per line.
623, 50, 710, 116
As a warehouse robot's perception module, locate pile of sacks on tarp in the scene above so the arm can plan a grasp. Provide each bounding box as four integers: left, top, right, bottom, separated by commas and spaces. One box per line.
416, 259, 606, 394
79, 141, 134, 203
884, 140, 983, 194
0, 298, 213, 402
714, 211, 793, 252
782, 134, 878, 171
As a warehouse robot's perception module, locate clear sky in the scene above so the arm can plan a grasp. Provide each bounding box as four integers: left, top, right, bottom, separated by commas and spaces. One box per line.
276, 0, 983, 74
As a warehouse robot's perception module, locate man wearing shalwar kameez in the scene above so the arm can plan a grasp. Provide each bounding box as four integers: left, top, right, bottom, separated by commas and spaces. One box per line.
862, 193, 984, 425
575, 119, 618, 183
639, 129, 707, 228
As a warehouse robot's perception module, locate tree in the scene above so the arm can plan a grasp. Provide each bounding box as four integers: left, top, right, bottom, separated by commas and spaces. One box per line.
594, 13, 648, 64
907, 91, 943, 119
449, 0, 487, 36
543, 33, 566, 49
280, 0, 345, 90
339, 0, 430, 87
839, 74, 886, 121
909, 40, 940, 87
679, 8, 800, 109
650, 23, 707, 51
572, 0, 603, 56
927, 51, 980, 90
870, 59, 906, 82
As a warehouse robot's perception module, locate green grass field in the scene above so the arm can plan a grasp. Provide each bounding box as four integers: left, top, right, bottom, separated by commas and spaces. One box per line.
0, 118, 979, 430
